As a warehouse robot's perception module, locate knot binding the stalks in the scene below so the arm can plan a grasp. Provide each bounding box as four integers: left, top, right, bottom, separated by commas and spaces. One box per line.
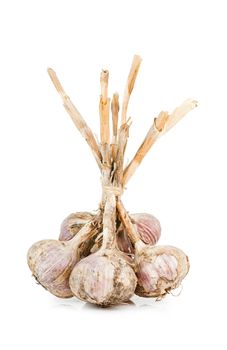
102, 185, 123, 197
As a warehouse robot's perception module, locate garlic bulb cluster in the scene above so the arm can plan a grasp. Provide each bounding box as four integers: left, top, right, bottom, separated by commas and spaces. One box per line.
27, 206, 188, 304
27, 55, 196, 307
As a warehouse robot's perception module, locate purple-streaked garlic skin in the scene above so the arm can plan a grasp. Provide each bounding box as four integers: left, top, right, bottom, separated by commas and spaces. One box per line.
131, 213, 161, 245
59, 212, 94, 241
135, 245, 189, 297
117, 227, 134, 254
27, 239, 79, 298
69, 250, 137, 306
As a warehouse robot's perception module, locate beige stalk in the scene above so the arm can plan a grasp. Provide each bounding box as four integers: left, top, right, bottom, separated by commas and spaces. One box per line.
111, 93, 119, 161
48, 68, 102, 169
121, 55, 142, 125
123, 99, 198, 185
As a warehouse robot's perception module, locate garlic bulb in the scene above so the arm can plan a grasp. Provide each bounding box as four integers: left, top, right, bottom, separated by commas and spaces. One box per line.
117, 201, 189, 299
131, 213, 161, 245
69, 194, 137, 306
69, 248, 137, 306
135, 244, 189, 297
59, 212, 94, 241
27, 215, 101, 298
116, 212, 161, 254
27, 239, 77, 297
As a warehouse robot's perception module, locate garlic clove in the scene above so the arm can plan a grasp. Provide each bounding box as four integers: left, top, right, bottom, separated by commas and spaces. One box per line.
69, 250, 137, 306
135, 245, 189, 297
131, 213, 161, 245
59, 212, 94, 241
27, 239, 77, 298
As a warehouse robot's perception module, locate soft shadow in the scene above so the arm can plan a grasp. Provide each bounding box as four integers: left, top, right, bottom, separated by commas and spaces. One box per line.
50, 294, 171, 311
50, 296, 85, 310
131, 294, 172, 309
82, 299, 136, 311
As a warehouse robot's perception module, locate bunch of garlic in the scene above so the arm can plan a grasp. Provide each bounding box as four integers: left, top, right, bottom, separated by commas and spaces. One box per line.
27, 54, 196, 307
27, 206, 189, 305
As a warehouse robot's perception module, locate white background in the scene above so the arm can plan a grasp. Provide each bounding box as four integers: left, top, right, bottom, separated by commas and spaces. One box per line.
0, 0, 226, 349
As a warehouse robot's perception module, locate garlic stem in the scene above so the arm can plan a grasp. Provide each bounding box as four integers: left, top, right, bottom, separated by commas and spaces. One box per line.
114, 118, 132, 187
101, 193, 116, 250
117, 200, 143, 246
123, 111, 168, 185
121, 55, 142, 125
166, 99, 198, 132
100, 69, 109, 104
111, 93, 119, 161
123, 99, 198, 185
47, 68, 102, 169
70, 212, 101, 250
99, 71, 110, 143
99, 70, 111, 167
